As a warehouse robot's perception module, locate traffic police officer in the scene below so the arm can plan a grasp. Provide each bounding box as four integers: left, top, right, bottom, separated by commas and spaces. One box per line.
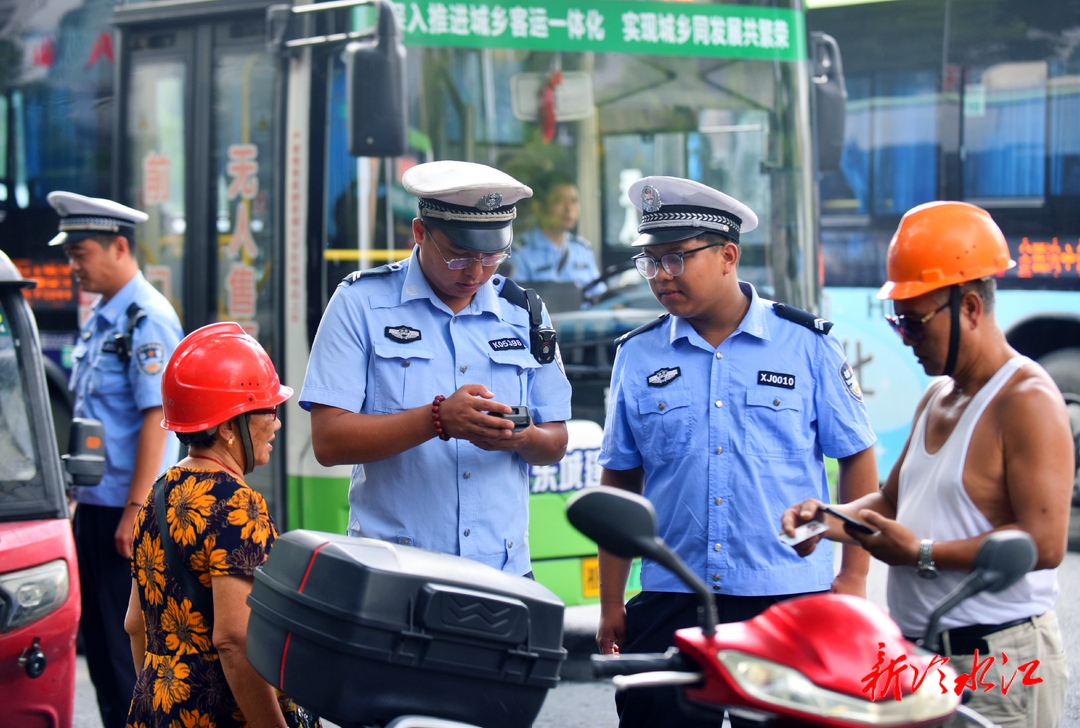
300, 161, 572, 575
51, 191, 183, 728
595, 177, 879, 728
511, 174, 604, 295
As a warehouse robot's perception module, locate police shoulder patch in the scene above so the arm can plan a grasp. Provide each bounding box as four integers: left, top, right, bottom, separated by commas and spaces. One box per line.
647, 367, 681, 387
839, 361, 864, 402
135, 342, 166, 376
385, 325, 422, 343
772, 302, 833, 335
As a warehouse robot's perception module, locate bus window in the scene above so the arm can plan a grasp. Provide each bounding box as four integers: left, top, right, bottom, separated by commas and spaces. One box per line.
126, 53, 187, 322
963, 62, 1047, 206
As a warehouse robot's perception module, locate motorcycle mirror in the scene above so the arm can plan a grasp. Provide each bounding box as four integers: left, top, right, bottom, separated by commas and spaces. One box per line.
566, 487, 660, 559
567, 487, 719, 636
920, 530, 1037, 651
971, 530, 1037, 592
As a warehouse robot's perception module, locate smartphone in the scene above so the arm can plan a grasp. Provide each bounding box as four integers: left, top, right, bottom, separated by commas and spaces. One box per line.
818, 504, 878, 536
493, 405, 531, 433
778, 520, 829, 546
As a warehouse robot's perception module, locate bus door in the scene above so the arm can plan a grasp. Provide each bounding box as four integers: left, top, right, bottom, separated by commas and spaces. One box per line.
113, 2, 284, 521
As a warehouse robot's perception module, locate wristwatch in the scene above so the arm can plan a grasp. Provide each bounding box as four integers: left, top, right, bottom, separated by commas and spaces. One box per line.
917, 539, 939, 580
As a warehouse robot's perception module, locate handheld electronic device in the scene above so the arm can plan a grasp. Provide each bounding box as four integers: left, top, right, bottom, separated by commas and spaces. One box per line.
494, 405, 531, 433
819, 504, 878, 535
778, 520, 829, 546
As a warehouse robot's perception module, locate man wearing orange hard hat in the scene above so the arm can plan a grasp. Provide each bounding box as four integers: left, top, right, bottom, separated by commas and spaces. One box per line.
783, 201, 1072, 727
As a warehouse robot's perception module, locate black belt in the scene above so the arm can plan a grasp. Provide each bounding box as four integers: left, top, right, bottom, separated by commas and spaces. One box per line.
928, 615, 1039, 656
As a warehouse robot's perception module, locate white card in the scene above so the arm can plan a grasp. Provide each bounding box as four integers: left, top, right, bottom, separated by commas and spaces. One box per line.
778, 520, 829, 546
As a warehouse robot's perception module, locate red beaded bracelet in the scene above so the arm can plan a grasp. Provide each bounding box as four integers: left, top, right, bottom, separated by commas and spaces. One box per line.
431, 395, 451, 441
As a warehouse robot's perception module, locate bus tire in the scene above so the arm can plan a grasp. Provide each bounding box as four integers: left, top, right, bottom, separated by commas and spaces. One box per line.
1038, 348, 1080, 505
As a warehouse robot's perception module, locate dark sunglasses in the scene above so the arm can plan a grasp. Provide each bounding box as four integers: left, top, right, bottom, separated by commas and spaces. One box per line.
884, 300, 950, 343
247, 406, 278, 420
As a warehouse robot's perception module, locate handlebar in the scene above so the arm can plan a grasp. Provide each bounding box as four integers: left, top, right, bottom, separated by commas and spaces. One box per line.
590, 647, 695, 678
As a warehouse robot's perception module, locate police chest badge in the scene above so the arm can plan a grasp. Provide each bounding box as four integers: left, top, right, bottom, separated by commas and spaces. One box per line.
489, 337, 526, 351
385, 325, 422, 343
758, 371, 795, 389
135, 343, 165, 376
839, 361, 864, 402
647, 367, 680, 387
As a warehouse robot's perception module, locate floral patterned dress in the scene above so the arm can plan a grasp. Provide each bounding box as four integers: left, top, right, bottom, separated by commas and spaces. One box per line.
127, 466, 306, 728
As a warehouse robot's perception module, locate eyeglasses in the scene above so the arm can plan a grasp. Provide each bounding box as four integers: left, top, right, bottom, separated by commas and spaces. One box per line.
247, 406, 278, 420
424, 228, 510, 270
632, 242, 722, 279
885, 301, 950, 343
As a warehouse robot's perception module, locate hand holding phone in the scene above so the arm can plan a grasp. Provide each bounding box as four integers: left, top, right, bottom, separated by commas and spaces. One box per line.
818, 504, 878, 536
493, 405, 531, 433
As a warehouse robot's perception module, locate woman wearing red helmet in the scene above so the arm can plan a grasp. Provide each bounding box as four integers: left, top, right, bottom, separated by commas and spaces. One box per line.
122, 323, 318, 728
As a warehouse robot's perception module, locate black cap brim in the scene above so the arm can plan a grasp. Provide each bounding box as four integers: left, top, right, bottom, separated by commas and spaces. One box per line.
632, 228, 724, 247
48, 231, 101, 247
429, 219, 513, 254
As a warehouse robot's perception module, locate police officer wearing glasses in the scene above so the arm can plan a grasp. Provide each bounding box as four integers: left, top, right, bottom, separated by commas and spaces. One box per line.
301, 161, 572, 576
595, 176, 879, 728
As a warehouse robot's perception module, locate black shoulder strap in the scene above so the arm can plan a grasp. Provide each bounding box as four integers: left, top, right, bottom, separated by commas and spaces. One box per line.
114, 302, 146, 365
615, 314, 669, 347
496, 276, 529, 310
154, 474, 214, 617
340, 262, 399, 287
772, 302, 833, 335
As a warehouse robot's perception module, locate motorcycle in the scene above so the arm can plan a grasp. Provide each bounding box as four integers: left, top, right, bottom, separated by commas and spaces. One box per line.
565, 486, 1038, 728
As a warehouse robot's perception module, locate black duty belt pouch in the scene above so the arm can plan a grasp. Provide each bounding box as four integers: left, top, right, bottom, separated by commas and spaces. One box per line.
153, 474, 214, 617
246, 530, 567, 728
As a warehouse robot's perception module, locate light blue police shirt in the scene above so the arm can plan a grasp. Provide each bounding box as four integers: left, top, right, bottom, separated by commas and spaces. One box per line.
599, 281, 876, 596
69, 271, 183, 507
300, 247, 573, 575
512, 227, 605, 294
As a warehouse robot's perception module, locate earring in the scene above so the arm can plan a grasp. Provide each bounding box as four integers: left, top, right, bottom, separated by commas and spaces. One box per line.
228, 438, 234, 448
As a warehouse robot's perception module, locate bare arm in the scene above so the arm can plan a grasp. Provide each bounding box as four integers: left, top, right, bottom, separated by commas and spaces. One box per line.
212, 575, 287, 728
926, 376, 1073, 571
831, 446, 879, 596
116, 407, 169, 558
470, 421, 568, 465
124, 580, 145, 673
595, 466, 645, 655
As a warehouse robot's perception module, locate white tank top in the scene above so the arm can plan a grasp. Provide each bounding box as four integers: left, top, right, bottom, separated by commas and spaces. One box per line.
887, 356, 1058, 637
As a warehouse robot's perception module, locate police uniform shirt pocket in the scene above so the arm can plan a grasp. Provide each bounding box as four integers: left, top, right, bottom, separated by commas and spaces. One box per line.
744, 389, 811, 458
371, 341, 435, 413
634, 383, 692, 463
487, 345, 539, 406
91, 341, 129, 395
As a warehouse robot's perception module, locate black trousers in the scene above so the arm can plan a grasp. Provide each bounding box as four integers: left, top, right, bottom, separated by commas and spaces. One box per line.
74, 504, 137, 728
615, 590, 826, 728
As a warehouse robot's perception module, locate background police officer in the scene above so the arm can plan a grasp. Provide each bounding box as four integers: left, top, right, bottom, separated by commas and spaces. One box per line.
51, 191, 183, 728
595, 176, 879, 728
300, 161, 572, 576
510, 172, 604, 298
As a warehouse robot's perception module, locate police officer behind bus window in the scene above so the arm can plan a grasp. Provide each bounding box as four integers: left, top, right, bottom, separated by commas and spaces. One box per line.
595, 177, 879, 728
300, 161, 572, 576
51, 191, 184, 728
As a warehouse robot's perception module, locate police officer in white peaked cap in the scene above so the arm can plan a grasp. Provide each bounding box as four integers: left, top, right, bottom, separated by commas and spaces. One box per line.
50, 191, 183, 728
300, 161, 572, 577
594, 176, 879, 728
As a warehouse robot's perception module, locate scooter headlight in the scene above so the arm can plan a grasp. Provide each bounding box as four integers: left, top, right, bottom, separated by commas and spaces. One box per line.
716, 650, 960, 726
0, 559, 70, 631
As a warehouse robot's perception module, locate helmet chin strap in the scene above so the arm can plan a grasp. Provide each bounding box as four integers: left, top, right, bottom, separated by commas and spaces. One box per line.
943, 285, 962, 377
237, 415, 256, 475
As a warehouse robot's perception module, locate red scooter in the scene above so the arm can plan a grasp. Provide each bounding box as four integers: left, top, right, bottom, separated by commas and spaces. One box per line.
566, 486, 1037, 728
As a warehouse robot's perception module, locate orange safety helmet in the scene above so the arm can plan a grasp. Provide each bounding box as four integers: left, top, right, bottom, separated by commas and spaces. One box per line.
876, 201, 1015, 301
162, 322, 293, 433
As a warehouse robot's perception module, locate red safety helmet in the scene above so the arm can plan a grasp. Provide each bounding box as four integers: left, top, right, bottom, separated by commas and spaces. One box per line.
162, 322, 293, 433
